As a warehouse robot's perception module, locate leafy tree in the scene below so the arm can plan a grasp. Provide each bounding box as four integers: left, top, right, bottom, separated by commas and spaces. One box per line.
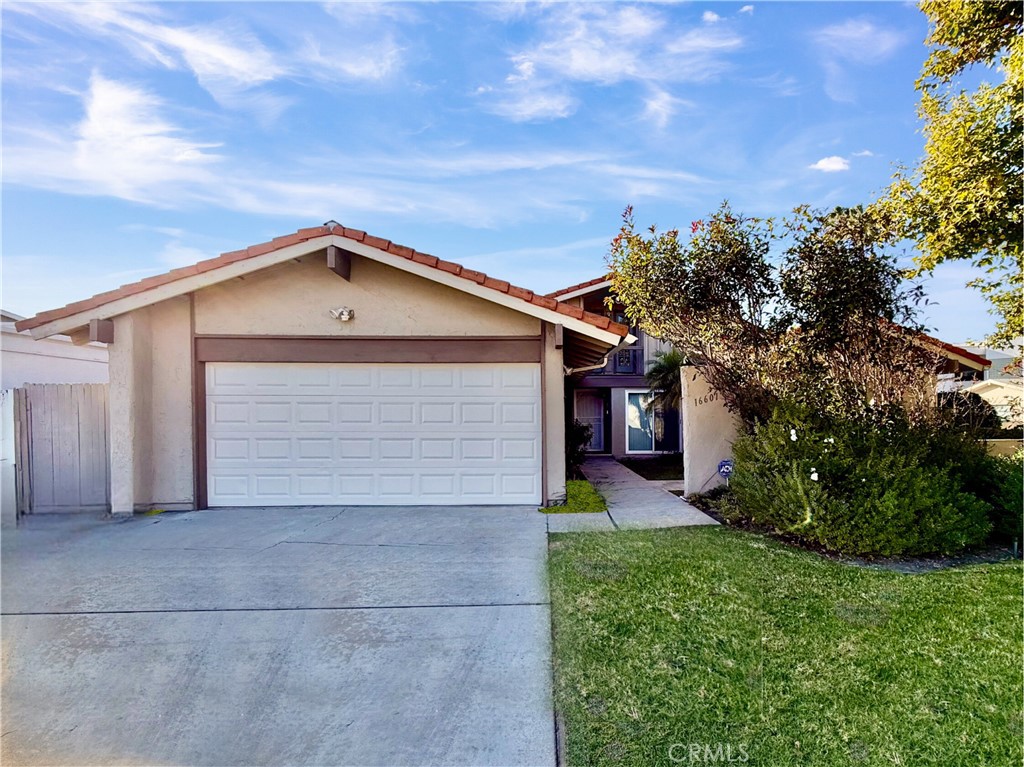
607, 202, 940, 427
875, 0, 1023, 347
644, 348, 685, 414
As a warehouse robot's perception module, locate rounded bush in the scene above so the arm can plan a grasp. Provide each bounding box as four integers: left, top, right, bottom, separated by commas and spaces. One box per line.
731, 402, 993, 556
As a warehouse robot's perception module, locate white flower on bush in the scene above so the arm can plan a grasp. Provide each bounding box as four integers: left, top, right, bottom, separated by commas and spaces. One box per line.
790, 428, 798, 442
810, 468, 819, 481
824, 437, 835, 444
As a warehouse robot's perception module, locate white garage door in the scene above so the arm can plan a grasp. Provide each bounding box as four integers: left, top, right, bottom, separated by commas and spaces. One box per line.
206, 362, 542, 506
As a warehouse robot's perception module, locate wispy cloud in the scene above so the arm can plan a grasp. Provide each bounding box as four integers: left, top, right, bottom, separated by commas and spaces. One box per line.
641, 87, 690, 129
813, 19, 905, 102
5, 73, 222, 203
481, 5, 743, 122
8, 3, 283, 101
852, 149, 875, 157
702, 11, 721, 24
808, 155, 850, 172
4, 2, 405, 115
814, 19, 905, 63
739, 5, 755, 14
4, 72, 710, 227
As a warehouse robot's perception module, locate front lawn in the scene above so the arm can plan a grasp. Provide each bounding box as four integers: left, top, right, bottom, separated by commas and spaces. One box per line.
549, 526, 1022, 766
618, 454, 684, 480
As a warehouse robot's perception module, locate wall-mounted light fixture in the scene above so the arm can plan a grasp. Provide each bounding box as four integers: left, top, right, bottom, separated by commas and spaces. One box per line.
329, 307, 355, 321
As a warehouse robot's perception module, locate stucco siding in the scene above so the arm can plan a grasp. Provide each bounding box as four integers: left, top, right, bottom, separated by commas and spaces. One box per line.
109, 298, 193, 512
194, 255, 540, 337
682, 368, 740, 495
543, 323, 566, 504
146, 298, 194, 508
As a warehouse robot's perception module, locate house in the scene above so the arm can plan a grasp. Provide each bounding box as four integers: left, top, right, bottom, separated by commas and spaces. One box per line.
1, 310, 108, 390
549, 276, 995, 494
548, 277, 680, 457
961, 338, 1022, 380
961, 379, 1023, 429
14, 223, 633, 512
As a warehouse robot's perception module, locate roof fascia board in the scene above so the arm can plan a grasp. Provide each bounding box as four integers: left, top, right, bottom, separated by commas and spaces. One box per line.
29, 234, 627, 347
28, 236, 336, 339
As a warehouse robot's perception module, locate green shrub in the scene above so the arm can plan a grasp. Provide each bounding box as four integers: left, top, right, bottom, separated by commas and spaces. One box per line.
565, 419, 593, 480
988, 452, 1024, 543
731, 402, 993, 556
687, 485, 745, 522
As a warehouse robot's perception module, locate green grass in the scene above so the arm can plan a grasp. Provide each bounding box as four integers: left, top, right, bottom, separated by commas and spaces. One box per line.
549, 526, 1023, 766
618, 454, 684, 480
542, 480, 608, 514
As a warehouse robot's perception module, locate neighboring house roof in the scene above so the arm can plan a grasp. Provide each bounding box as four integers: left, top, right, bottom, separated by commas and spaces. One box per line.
16, 224, 631, 345
916, 331, 991, 371
962, 378, 1023, 396
547, 277, 991, 372
546, 275, 611, 299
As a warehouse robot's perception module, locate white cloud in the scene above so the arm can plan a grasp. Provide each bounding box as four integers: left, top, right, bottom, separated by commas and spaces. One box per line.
4, 2, 405, 115
702, 11, 721, 23
641, 87, 690, 129
492, 87, 578, 122
3, 73, 222, 203
298, 33, 403, 82
814, 19, 905, 63
739, 5, 755, 14
808, 156, 850, 172
813, 19, 905, 102
483, 5, 743, 122
10, 3, 284, 102
3, 74, 612, 226
852, 149, 875, 157
666, 28, 743, 55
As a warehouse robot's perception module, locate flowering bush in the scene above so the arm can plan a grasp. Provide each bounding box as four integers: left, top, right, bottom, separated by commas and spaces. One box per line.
730, 401, 993, 556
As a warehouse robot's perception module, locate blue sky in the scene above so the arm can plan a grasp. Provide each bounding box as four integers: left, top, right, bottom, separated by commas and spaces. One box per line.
1, 1, 995, 342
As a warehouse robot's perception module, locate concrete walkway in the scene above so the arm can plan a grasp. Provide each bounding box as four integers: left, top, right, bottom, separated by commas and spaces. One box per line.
546, 456, 718, 532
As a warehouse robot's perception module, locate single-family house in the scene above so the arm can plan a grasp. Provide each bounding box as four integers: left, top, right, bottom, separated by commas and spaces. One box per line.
549, 276, 995, 494
548, 277, 679, 457
15, 223, 634, 513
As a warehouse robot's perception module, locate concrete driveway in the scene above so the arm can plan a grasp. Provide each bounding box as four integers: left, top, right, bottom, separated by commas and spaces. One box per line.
1, 507, 554, 767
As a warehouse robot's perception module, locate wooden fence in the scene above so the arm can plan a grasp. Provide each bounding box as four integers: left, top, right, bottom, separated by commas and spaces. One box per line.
11, 384, 110, 515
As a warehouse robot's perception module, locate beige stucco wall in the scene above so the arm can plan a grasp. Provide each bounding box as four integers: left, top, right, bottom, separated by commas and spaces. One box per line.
109, 297, 193, 513
543, 323, 566, 504
682, 368, 741, 495
107, 255, 567, 511
194, 254, 540, 337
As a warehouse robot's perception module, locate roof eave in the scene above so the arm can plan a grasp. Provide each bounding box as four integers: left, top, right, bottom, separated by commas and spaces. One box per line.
22, 234, 628, 347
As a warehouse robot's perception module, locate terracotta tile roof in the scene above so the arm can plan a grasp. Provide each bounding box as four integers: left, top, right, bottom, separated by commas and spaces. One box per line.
546, 275, 611, 298
15, 224, 630, 338
918, 331, 991, 369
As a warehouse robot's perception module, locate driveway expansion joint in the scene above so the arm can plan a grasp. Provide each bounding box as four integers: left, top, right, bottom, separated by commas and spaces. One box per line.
2, 601, 551, 617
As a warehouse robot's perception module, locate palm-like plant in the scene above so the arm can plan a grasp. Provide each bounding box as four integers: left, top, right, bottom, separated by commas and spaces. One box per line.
645, 348, 685, 413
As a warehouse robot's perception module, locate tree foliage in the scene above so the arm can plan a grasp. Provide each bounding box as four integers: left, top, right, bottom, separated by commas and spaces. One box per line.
644, 348, 685, 414
874, 0, 1023, 347
608, 202, 940, 428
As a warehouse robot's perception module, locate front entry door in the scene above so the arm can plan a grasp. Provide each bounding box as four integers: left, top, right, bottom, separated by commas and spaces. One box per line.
575, 391, 606, 452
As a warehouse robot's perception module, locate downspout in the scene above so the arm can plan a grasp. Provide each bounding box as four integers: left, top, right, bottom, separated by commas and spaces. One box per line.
563, 335, 637, 376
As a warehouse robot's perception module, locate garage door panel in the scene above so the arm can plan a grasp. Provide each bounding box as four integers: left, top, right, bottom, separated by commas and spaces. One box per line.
207, 362, 542, 506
